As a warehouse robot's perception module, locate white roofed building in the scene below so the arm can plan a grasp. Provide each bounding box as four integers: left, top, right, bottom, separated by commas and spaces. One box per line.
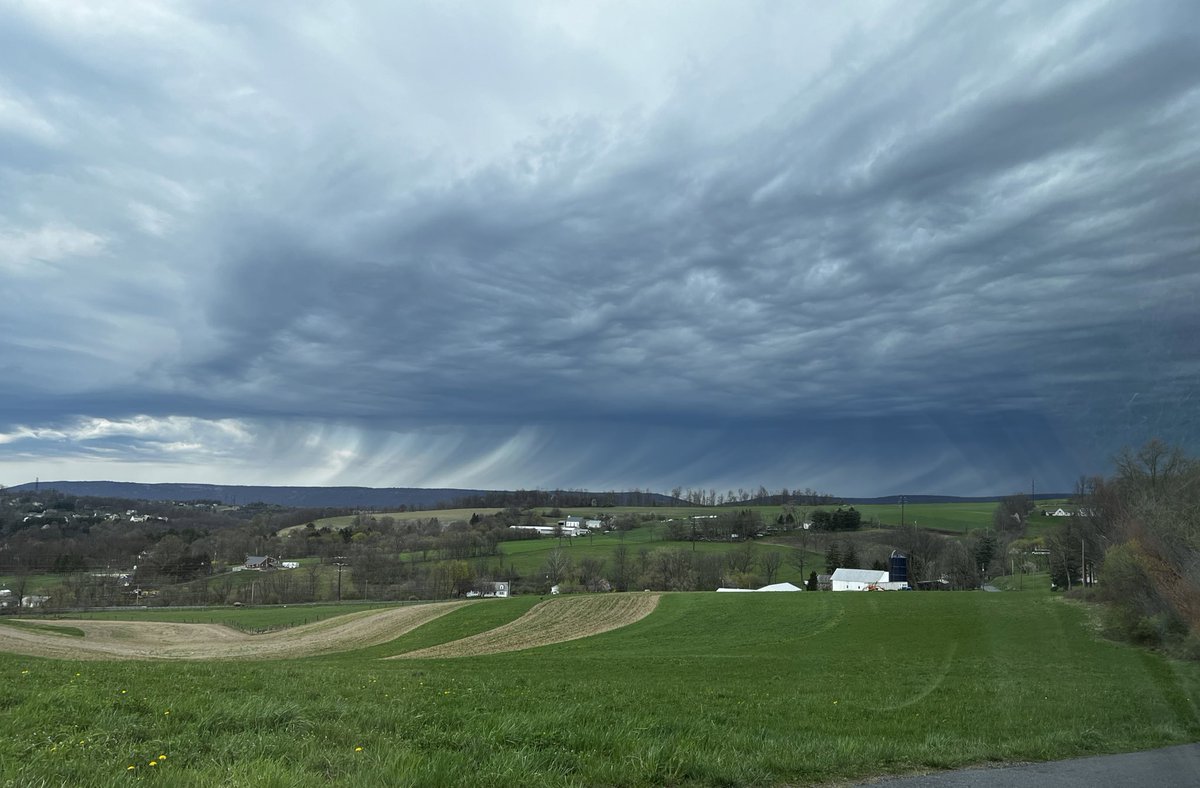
830, 568, 889, 591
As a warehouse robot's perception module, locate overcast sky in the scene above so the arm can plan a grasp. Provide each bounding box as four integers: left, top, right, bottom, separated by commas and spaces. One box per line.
1, 0, 1198, 496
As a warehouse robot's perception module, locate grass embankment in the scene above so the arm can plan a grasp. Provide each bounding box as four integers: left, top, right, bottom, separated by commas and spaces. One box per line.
2, 590, 1198, 786
0, 619, 85, 638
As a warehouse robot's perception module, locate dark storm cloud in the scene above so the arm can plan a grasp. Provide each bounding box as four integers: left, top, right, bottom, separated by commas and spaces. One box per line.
1, 0, 1197, 493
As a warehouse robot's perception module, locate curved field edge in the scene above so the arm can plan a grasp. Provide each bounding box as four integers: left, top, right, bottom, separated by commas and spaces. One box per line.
391, 593, 661, 659
362, 596, 542, 658
0, 602, 469, 661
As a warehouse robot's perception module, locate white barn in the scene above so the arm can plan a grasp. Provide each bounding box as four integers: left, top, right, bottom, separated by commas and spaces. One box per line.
830, 568, 889, 591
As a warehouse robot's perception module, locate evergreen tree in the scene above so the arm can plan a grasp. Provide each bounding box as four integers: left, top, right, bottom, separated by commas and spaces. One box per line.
824, 541, 842, 573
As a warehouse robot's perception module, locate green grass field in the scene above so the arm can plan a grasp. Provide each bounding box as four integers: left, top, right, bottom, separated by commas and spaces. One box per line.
496, 529, 820, 586
2, 590, 1197, 786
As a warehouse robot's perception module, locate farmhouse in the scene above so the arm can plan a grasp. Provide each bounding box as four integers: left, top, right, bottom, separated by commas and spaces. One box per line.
467, 581, 509, 598
244, 555, 279, 571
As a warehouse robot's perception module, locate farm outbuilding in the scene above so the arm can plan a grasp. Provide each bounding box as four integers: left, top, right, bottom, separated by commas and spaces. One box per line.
716, 582, 802, 593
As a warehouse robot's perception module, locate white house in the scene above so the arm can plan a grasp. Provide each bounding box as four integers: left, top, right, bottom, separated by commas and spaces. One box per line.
1049, 508, 1074, 517
830, 568, 889, 591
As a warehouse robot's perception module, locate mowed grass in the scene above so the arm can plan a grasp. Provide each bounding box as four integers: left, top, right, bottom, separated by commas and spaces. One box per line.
2, 591, 1198, 786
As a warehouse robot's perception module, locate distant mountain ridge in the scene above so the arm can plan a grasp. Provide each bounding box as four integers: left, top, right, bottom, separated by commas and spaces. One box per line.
7, 481, 1071, 509
6, 481, 490, 508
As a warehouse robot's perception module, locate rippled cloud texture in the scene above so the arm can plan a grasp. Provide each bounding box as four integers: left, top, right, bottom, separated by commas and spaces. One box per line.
2, 1, 1198, 495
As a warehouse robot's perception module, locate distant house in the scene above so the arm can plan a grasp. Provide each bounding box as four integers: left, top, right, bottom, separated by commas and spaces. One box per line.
244, 555, 278, 571
21, 595, 51, 609
817, 574, 833, 591
1048, 508, 1074, 517
481, 581, 509, 598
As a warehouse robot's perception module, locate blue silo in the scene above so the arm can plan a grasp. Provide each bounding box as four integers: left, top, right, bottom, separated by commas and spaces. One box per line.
889, 550, 909, 585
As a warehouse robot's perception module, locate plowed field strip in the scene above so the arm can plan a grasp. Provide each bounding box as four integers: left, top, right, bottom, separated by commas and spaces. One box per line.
393, 593, 660, 659
0, 602, 467, 661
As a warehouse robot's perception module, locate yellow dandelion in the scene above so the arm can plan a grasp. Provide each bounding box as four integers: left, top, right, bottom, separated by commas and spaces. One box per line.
148, 761, 157, 767
20, 670, 29, 675
164, 710, 170, 715
127, 765, 135, 771
120, 690, 127, 694
158, 755, 166, 761
354, 746, 363, 752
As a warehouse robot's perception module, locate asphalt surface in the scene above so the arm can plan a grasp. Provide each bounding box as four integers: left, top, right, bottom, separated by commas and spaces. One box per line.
860, 743, 1200, 787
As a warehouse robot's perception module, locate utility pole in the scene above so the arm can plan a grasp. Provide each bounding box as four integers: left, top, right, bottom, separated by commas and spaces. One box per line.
333, 556, 347, 602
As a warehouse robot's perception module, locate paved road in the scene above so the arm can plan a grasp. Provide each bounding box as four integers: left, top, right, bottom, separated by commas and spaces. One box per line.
859, 743, 1200, 787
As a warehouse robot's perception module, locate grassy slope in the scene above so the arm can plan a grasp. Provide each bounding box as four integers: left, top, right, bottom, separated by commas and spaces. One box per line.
49, 602, 402, 632
1, 590, 1197, 786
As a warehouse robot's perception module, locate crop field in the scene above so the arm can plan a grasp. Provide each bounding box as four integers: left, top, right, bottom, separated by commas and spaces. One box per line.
2, 589, 1198, 786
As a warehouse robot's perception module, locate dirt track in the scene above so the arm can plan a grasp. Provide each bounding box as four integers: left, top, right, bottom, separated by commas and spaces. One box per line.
0, 602, 467, 661
393, 593, 660, 659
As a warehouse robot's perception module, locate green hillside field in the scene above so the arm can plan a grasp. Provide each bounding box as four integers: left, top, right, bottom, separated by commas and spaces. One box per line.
2, 590, 1197, 786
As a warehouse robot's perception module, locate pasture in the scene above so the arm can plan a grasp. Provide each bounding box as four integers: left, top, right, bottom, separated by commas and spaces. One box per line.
2, 590, 1198, 786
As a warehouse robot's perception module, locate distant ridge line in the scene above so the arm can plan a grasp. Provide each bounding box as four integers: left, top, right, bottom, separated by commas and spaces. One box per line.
7, 481, 1073, 509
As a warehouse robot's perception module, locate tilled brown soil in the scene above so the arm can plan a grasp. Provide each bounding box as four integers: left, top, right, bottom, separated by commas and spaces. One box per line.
0, 601, 468, 661
392, 593, 660, 659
